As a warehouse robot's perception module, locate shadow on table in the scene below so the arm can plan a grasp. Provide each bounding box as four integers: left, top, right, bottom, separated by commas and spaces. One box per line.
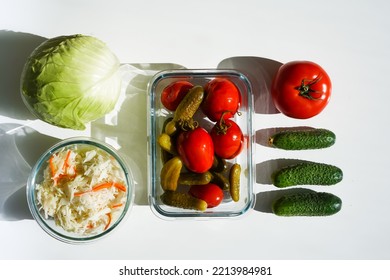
254, 187, 317, 213
218, 56, 282, 115
90, 57, 283, 206
90, 63, 186, 206
219, 57, 290, 214
254, 158, 315, 213
218, 58, 327, 215
0, 30, 46, 121
0, 32, 294, 214
0, 124, 58, 221
0, 31, 58, 221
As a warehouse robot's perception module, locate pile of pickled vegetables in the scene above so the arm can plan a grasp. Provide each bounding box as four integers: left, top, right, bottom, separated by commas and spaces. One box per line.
35, 145, 127, 235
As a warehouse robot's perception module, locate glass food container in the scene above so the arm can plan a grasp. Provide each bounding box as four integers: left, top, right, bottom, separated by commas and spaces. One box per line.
26, 137, 134, 244
147, 69, 255, 219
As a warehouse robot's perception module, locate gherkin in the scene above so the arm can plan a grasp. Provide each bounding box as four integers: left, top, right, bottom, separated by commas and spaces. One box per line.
161, 191, 207, 211
272, 162, 343, 188
269, 128, 336, 150
272, 192, 342, 216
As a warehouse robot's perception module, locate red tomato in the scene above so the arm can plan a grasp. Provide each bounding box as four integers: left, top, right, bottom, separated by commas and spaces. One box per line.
161, 81, 193, 111
271, 61, 332, 119
210, 119, 243, 159
201, 78, 240, 122
176, 127, 214, 173
189, 183, 224, 208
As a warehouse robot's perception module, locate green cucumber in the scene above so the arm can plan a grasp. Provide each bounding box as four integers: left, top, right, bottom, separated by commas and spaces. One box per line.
161, 191, 207, 211
210, 171, 230, 191
269, 128, 335, 150
178, 171, 213, 185
272, 162, 343, 188
272, 191, 342, 216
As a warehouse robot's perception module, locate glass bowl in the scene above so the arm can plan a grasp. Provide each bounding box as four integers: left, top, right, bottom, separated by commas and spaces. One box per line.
26, 137, 134, 244
147, 69, 255, 219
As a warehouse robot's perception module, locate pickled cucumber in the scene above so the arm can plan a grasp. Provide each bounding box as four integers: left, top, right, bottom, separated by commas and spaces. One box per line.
158, 133, 176, 155
165, 85, 204, 135
160, 156, 183, 191
161, 117, 174, 163
229, 163, 241, 202
211, 156, 227, 173
161, 191, 207, 211
178, 171, 213, 185
269, 128, 336, 150
272, 191, 342, 216
272, 162, 343, 188
210, 171, 230, 191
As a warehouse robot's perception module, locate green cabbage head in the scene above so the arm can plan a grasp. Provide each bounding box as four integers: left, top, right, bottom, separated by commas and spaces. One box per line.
21, 34, 122, 130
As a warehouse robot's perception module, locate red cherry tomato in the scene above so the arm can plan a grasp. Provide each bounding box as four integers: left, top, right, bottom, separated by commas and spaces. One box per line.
271, 60, 332, 119
161, 81, 194, 111
210, 119, 243, 159
176, 127, 214, 173
201, 78, 240, 122
189, 183, 224, 208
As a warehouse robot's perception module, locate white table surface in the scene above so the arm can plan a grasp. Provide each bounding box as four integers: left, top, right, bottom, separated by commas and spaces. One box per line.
1, 0, 389, 260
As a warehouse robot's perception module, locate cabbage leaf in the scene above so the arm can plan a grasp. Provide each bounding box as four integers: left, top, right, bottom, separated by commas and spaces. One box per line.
21, 34, 121, 130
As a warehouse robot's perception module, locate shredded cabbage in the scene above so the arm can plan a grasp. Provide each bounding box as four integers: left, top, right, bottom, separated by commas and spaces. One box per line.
36, 145, 127, 235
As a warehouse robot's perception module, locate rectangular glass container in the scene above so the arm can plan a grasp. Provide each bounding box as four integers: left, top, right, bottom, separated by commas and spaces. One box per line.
147, 69, 255, 219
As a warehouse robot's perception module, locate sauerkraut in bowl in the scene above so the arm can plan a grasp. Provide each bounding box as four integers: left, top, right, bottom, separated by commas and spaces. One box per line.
27, 137, 134, 244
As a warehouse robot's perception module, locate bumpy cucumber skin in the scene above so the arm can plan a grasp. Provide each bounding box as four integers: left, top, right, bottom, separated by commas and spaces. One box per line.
229, 163, 241, 202
165, 85, 204, 135
272, 162, 343, 188
160, 156, 183, 191
211, 171, 230, 191
161, 191, 207, 211
178, 171, 213, 185
269, 128, 336, 150
158, 133, 177, 155
272, 192, 342, 216
211, 156, 227, 173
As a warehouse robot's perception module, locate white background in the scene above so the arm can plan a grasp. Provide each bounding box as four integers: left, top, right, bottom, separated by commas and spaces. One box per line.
1, 0, 389, 261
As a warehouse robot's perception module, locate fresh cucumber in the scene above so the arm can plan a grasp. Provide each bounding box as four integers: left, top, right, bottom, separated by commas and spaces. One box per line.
269, 128, 335, 150
272, 191, 342, 216
272, 162, 343, 188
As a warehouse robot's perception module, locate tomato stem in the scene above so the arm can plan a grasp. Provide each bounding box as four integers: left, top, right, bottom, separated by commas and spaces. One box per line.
215, 111, 232, 135
178, 119, 198, 131
295, 74, 323, 100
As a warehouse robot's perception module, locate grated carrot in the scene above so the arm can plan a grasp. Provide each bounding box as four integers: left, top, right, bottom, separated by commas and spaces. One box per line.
74, 182, 127, 197
49, 154, 57, 178
111, 203, 123, 209
50, 150, 75, 186
104, 213, 112, 231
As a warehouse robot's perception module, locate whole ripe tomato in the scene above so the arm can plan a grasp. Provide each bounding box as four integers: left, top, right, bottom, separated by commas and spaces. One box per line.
201, 78, 241, 122
271, 61, 332, 119
176, 127, 214, 173
210, 119, 243, 159
189, 183, 224, 208
161, 81, 194, 111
